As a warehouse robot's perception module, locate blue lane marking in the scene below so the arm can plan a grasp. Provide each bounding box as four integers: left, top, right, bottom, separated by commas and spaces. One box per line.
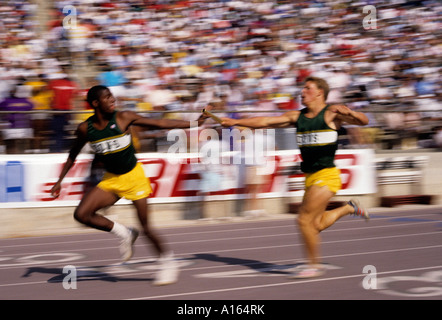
389, 217, 436, 223
363, 214, 442, 229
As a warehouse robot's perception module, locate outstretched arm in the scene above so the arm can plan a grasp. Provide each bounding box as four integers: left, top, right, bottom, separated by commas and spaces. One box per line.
121, 109, 210, 131
133, 117, 199, 129
220, 111, 300, 129
51, 122, 88, 198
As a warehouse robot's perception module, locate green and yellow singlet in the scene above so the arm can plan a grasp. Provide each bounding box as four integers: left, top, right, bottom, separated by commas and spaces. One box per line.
87, 112, 138, 174
296, 105, 338, 173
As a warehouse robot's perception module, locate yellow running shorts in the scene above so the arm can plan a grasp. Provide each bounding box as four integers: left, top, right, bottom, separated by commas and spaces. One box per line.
97, 162, 152, 200
304, 167, 342, 194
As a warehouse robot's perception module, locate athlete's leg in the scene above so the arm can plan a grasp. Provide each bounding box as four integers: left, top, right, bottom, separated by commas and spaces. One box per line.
132, 197, 165, 256
315, 203, 355, 232
296, 184, 334, 266
74, 186, 119, 231
132, 197, 179, 285
75, 186, 140, 261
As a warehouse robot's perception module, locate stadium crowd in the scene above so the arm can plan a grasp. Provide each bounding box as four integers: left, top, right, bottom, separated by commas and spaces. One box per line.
0, 0, 441, 153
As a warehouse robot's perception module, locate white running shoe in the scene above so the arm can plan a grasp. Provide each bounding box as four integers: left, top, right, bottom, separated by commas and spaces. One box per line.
119, 227, 139, 262
348, 199, 370, 221
153, 252, 179, 286
288, 264, 325, 279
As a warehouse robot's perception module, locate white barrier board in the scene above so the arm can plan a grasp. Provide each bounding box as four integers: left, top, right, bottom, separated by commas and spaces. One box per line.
0, 149, 376, 208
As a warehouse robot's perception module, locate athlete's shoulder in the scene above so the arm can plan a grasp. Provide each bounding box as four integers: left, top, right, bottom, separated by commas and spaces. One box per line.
324, 104, 345, 129
116, 110, 141, 121
75, 120, 89, 139
115, 110, 142, 132
78, 119, 89, 129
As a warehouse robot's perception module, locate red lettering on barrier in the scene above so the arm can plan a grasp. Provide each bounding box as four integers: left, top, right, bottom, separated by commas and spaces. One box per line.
340, 168, 353, 190
335, 154, 357, 166
67, 181, 86, 198
39, 181, 87, 201
69, 160, 90, 178
171, 162, 200, 197
40, 182, 56, 201
260, 155, 281, 193
31, 151, 364, 203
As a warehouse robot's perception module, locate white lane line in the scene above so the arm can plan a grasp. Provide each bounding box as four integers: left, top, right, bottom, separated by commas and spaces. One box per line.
0, 245, 442, 287
126, 265, 442, 300
0, 212, 440, 246
182, 244, 442, 273
0, 243, 441, 288
0, 229, 440, 268
0, 215, 439, 251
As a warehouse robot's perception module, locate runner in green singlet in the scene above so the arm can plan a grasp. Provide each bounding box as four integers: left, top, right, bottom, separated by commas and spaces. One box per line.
51, 85, 210, 286
219, 76, 370, 278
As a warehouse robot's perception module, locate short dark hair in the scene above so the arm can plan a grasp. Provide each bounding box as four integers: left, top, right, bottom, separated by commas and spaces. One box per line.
305, 76, 330, 100
86, 85, 108, 107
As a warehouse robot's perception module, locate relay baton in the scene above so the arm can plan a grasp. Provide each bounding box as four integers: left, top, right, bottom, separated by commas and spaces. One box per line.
202, 109, 223, 124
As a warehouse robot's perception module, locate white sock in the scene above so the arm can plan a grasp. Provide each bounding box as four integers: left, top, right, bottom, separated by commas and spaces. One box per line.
159, 251, 174, 262
110, 222, 130, 239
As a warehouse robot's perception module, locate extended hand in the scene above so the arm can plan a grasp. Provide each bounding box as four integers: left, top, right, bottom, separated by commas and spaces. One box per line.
330, 104, 352, 116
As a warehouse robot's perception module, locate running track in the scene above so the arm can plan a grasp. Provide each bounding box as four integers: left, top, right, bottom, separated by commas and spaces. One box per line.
1, 206, 441, 306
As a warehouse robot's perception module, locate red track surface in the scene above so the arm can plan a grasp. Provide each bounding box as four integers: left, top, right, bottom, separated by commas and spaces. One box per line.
1, 207, 441, 306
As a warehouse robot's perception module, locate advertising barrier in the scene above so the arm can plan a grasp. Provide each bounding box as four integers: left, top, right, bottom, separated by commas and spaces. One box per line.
0, 149, 376, 208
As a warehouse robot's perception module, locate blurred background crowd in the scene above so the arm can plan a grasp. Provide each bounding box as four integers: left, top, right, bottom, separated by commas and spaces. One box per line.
0, 0, 441, 154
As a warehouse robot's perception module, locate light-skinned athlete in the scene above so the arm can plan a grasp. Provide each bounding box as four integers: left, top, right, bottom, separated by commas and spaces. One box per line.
219, 76, 370, 278
51, 85, 209, 285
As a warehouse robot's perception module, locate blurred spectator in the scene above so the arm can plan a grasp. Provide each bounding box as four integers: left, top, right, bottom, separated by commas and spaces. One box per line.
47, 72, 78, 152
0, 0, 440, 153
0, 86, 34, 153
402, 111, 421, 149
144, 82, 178, 114
117, 79, 145, 111
196, 136, 234, 219
415, 75, 436, 96
240, 129, 269, 218
96, 64, 127, 97
433, 126, 442, 150
0, 86, 34, 129
254, 91, 278, 117
66, 18, 93, 65
196, 82, 217, 110
25, 74, 53, 151
415, 94, 442, 120
396, 78, 417, 100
